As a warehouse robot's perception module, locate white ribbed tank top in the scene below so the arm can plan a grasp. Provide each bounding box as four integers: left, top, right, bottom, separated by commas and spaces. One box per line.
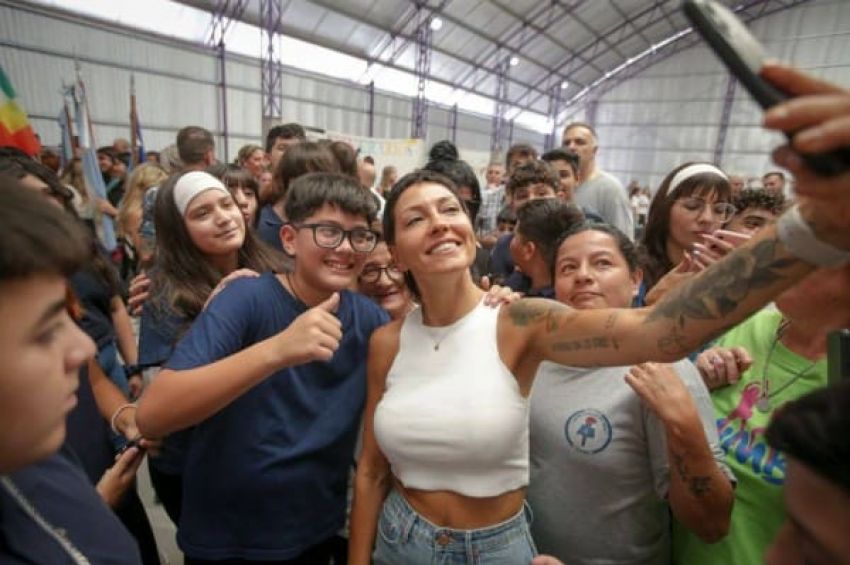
373, 299, 529, 497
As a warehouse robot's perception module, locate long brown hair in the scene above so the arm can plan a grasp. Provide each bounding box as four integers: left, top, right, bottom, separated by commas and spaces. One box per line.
150, 172, 283, 324
639, 162, 731, 291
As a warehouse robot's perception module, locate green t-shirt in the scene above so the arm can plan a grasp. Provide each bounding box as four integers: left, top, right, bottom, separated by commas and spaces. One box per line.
673, 309, 827, 565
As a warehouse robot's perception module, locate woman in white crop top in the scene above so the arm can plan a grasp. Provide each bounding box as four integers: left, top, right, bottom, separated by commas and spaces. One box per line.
349, 168, 828, 564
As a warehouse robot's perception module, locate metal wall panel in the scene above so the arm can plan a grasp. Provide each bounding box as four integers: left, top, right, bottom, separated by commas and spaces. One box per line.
0, 1, 543, 167
563, 0, 850, 191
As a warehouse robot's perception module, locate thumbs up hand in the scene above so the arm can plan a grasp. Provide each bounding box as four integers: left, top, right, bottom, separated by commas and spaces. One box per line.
278, 292, 343, 365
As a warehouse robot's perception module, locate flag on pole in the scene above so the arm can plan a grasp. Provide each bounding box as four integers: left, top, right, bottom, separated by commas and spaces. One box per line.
129, 74, 146, 169
0, 66, 41, 156
69, 63, 117, 251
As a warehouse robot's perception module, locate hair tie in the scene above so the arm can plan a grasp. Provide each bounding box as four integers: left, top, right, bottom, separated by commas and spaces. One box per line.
173, 171, 230, 216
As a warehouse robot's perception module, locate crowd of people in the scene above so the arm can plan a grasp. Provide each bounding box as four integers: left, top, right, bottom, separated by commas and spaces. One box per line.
1, 60, 850, 565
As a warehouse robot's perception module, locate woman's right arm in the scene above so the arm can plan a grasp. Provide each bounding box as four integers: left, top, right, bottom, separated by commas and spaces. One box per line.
137, 293, 342, 438
349, 323, 400, 565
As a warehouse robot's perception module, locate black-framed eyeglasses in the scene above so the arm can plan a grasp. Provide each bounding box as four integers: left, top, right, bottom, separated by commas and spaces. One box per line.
359, 264, 403, 283
295, 223, 379, 253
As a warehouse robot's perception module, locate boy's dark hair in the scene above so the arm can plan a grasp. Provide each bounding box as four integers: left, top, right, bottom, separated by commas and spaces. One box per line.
733, 188, 785, 216
265, 123, 306, 153
321, 140, 359, 178
96, 146, 116, 161
506, 160, 559, 198
428, 140, 460, 162
271, 141, 340, 205
766, 379, 850, 494
541, 148, 579, 175
0, 176, 90, 281
363, 155, 375, 166
285, 172, 377, 225
176, 126, 214, 165
505, 143, 538, 169
552, 221, 639, 280
516, 198, 585, 268
496, 205, 516, 224
0, 154, 74, 212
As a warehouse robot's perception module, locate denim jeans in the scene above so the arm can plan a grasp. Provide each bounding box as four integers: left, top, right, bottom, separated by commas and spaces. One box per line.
373, 488, 537, 565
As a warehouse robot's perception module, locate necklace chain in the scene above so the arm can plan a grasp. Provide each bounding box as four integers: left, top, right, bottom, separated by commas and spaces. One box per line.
757, 319, 819, 412
0, 476, 90, 564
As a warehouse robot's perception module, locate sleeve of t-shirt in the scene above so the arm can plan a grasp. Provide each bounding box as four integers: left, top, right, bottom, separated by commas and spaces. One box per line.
603, 180, 635, 240
164, 278, 258, 372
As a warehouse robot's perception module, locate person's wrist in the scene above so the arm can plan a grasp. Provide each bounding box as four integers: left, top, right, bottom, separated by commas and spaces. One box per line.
778, 203, 850, 267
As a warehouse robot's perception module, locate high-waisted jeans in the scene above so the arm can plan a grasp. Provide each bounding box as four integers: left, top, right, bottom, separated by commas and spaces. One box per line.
373, 488, 537, 564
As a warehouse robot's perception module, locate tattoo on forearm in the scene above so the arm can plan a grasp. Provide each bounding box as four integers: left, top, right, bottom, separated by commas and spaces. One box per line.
672, 452, 713, 498
646, 237, 797, 354
551, 335, 619, 353
508, 300, 567, 334
604, 311, 619, 330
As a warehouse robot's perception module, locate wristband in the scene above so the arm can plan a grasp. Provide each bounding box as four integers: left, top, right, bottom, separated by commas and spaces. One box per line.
776, 205, 850, 267
110, 403, 137, 435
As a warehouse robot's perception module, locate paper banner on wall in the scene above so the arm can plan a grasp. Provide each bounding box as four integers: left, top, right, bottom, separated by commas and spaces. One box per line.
323, 131, 426, 178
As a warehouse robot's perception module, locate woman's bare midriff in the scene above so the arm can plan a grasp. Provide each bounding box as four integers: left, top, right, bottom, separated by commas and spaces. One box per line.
394, 479, 526, 529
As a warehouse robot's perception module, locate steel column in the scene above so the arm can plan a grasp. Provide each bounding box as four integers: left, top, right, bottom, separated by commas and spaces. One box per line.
545, 85, 563, 151
490, 57, 510, 159
260, 0, 283, 131
410, 4, 433, 139
714, 74, 738, 166
368, 80, 375, 138
218, 41, 229, 162
449, 103, 458, 144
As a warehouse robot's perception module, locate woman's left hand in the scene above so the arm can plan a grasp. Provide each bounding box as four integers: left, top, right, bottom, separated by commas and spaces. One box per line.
483, 284, 523, 307
625, 363, 698, 425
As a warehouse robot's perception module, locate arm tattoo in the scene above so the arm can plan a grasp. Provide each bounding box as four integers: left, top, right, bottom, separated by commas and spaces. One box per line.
646, 237, 797, 354
508, 300, 566, 333
672, 452, 713, 498
551, 335, 619, 353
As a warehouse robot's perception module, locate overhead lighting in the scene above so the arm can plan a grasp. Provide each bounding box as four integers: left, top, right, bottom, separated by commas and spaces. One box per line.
509, 56, 519, 67
560, 80, 569, 90
429, 17, 443, 31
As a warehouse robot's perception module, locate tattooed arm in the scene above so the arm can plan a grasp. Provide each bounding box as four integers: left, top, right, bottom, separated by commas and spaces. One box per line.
501, 223, 813, 373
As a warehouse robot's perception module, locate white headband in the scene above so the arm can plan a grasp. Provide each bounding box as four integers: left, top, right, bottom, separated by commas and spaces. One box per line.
668, 163, 729, 196
173, 171, 230, 216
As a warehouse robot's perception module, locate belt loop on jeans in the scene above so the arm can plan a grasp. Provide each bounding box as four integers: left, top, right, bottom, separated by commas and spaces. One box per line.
398, 497, 416, 544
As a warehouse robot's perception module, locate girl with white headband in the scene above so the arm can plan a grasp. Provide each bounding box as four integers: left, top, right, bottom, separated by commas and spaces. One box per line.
137, 170, 280, 525
639, 162, 736, 299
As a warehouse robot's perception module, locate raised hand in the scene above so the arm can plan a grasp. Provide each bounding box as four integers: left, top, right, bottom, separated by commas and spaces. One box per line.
278, 293, 343, 365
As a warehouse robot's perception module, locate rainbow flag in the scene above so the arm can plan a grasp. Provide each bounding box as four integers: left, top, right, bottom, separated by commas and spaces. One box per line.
0, 67, 41, 156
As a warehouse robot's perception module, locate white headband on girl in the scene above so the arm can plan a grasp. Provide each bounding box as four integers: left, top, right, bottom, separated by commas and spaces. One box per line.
668, 163, 728, 196
173, 171, 230, 216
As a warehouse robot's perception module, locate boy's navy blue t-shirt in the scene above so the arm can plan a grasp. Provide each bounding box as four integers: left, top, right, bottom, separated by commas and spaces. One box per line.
0, 444, 140, 564
138, 300, 192, 476
256, 204, 284, 252
164, 272, 389, 560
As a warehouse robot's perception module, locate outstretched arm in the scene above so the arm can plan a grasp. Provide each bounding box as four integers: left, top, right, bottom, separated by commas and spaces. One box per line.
504, 222, 811, 372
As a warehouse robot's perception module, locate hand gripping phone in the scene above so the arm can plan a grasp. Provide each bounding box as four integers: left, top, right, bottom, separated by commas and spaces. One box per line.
683, 0, 850, 176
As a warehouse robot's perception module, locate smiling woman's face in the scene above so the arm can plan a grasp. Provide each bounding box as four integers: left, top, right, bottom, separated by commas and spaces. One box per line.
553, 229, 640, 310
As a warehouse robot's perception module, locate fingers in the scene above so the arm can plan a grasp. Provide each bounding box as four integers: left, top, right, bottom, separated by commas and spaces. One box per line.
111, 446, 144, 478
700, 233, 735, 256
732, 346, 754, 372
691, 245, 720, 270
795, 112, 850, 154
479, 275, 491, 291
760, 62, 844, 99
317, 292, 340, 313
712, 229, 751, 248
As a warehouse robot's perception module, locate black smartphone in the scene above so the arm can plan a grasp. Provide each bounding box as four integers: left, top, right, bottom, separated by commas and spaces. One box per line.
683, 0, 850, 176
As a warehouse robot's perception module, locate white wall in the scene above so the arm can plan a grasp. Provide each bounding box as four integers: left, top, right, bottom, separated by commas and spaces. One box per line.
561, 0, 850, 192
0, 0, 544, 166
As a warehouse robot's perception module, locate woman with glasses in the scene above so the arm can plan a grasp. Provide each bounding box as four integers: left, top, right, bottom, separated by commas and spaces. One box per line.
358, 238, 415, 321
638, 162, 736, 301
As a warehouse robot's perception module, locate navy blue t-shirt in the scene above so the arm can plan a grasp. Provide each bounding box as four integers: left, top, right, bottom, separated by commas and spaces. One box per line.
69, 267, 116, 350
256, 204, 285, 252
164, 272, 389, 560
138, 303, 192, 476
0, 444, 140, 564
